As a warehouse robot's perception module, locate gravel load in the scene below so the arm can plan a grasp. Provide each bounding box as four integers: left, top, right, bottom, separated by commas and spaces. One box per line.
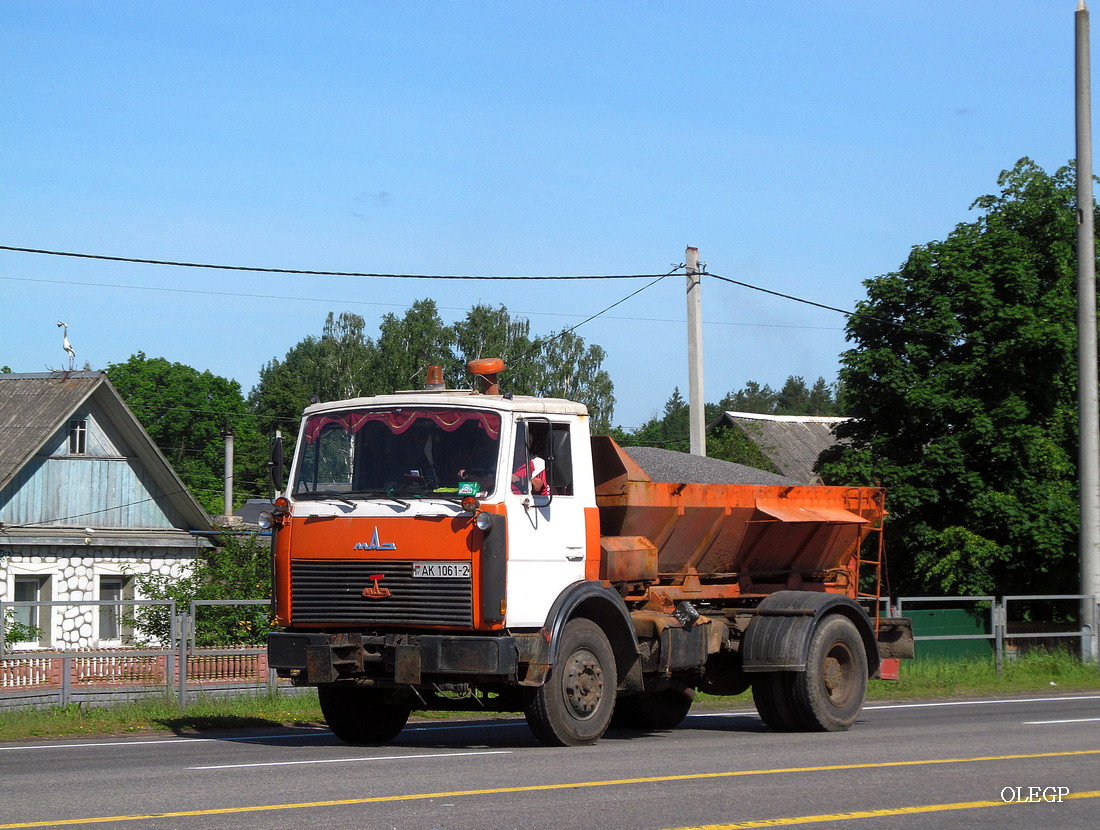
623, 445, 797, 486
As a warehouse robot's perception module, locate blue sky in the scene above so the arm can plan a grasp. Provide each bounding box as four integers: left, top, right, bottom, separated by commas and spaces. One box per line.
0, 1, 1085, 428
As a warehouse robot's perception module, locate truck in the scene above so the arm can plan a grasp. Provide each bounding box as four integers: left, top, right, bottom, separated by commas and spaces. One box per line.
264, 358, 913, 747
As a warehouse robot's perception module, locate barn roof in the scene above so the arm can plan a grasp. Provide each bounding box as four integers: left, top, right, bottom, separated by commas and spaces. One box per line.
713, 411, 849, 484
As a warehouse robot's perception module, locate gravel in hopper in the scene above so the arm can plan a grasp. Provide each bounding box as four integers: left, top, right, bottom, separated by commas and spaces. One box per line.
622, 446, 797, 486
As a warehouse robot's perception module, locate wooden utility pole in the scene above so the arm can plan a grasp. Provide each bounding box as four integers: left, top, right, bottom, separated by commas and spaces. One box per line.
686, 246, 706, 456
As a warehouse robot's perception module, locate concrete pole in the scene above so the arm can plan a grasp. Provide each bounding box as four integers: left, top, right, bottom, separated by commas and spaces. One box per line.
223, 428, 235, 519
1076, 0, 1100, 662
686, 246, 706, 456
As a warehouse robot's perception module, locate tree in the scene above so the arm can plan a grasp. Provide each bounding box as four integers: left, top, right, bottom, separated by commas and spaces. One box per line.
107, 353, 265, 514
129, 534, 272, 646
249, 300, 618, 439
818, 159, 1082, 597
373, 300, 456, 394
717, 376, 841, 416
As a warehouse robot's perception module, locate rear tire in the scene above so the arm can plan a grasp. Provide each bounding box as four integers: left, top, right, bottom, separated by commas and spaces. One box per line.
752, 671, 801, 732
318, 685, 411, 744
788, 615, 868, 731
524, 618, 617, 746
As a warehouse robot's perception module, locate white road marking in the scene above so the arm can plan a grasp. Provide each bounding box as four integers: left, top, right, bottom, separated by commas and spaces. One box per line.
0, 732, 330, 752
1022, 717, 1100, 724
189, 749, 512, 770
0, 720, 526, 752
863, 694, 1100, 711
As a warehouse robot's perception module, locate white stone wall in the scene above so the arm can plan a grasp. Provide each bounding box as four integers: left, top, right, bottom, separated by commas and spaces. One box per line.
1, 546, 198, 650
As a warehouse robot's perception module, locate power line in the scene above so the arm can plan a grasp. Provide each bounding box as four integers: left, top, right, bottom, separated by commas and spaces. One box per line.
0, 273, 842, 332
0, 245, 669, 281
705, 270, 988, 347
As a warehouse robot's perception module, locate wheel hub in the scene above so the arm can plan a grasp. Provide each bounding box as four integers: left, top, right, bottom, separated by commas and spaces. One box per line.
564, 649, 604, 718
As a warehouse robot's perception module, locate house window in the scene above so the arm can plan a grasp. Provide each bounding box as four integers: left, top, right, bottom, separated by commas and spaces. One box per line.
68, 418, 88, 455
98, 576, 131, 642
11, 576, 48, 645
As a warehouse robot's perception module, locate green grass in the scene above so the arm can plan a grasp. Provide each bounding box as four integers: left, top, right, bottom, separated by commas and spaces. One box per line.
1, 653, 1097, 742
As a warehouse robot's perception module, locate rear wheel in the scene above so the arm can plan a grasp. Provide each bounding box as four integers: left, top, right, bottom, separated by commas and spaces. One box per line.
318, 685, 411, 744
524, 618, 617, 746
788, 615, 868, 731
751, 671, 801, 732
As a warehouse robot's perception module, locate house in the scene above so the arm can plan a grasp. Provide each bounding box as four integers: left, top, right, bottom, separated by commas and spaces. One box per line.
711, 411, 850, 485
0, 371, 214, 650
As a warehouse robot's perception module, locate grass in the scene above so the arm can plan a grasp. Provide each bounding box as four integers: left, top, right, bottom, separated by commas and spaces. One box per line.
1, 653, 1097, 743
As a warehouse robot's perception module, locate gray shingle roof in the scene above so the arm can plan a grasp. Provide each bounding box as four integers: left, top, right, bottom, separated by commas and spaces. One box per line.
713, 411, 849, 484
0, 372, 101, 488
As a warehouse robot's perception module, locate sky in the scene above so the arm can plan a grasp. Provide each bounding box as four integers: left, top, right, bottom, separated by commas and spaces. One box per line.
0, 1, 1088, 429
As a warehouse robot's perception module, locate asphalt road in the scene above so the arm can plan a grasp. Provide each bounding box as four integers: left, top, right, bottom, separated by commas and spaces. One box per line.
1, 693, 1098, 830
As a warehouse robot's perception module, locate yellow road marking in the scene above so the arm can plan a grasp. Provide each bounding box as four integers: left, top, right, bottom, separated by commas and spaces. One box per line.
665, 790, 1100, 829
2, 749, 1098, 828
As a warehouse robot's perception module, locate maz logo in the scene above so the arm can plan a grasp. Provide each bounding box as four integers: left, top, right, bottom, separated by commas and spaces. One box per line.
353, 528, 396, 551
361, 574, 391, 599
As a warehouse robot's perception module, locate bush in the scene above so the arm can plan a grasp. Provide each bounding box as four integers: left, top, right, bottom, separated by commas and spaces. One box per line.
130, 533, 273, 646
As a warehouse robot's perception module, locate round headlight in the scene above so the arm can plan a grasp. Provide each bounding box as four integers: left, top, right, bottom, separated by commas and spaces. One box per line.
256, 510, 274, 530
475, 511, 493, 531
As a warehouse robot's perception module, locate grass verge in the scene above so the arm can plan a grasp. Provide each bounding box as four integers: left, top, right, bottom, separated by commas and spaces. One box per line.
0, 653, 1096, 743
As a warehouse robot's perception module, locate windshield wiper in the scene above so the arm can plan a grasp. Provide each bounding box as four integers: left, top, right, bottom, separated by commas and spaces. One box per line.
292, 491, 357, 506
345, 490, 416, 507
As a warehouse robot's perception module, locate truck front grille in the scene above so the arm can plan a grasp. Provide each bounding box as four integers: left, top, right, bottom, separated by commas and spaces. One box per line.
290, 560, 473, 628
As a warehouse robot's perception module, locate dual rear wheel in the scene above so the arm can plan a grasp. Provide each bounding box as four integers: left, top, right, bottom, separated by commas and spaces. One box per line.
752, 614, 868, 732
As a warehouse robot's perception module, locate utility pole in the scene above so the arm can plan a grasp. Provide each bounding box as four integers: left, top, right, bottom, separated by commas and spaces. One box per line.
686, 246, 706, 456
1076, 0, 1100, 662
223, 427, 235, 519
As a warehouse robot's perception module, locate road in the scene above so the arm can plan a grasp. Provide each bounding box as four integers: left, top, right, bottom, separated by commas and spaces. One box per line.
0, 694, 1098, 830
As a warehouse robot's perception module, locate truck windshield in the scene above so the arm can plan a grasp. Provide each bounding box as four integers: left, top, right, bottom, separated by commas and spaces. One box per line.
294, 407, 502, 499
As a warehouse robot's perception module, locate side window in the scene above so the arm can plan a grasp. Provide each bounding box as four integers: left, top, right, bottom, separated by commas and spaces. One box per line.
511, 421, 573, 496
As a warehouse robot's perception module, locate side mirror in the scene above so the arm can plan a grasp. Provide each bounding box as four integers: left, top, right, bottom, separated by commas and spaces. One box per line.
269, 434, 285, 493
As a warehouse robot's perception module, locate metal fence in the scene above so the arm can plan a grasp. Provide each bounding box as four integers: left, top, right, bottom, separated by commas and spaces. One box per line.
2, 593, 1097, 711
0, 599, 279, 711
890, 593, 1099, 671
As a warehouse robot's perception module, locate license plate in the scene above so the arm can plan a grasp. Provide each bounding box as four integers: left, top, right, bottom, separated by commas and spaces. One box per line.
412, 561, 471, 579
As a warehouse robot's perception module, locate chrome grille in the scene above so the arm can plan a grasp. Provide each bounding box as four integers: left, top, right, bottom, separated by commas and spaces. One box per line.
290, 560, 473, 627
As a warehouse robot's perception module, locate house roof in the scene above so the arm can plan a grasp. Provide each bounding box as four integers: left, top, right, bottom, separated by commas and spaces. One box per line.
713, 411, 849, 484
0, 371, 213, 530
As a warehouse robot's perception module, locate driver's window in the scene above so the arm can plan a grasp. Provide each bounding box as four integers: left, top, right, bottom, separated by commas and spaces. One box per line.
511, 422, 551, 496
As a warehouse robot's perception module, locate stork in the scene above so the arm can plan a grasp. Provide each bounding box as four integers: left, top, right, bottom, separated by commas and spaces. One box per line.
57, 321, 75, 370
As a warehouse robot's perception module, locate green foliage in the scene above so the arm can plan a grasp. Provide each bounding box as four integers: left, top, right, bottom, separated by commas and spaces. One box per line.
130, 534, 272, 647
107, 353, 266, 513
2, 609, 42, 645
249, 300, 618, 438
718, 376, 843, 416
818, 159, 1083, 596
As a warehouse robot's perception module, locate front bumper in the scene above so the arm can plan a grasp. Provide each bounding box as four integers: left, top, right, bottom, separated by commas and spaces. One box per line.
268, 631, 521, 686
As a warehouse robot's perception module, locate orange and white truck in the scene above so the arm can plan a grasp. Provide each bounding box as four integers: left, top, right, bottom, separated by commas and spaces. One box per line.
265, 359, 912, 746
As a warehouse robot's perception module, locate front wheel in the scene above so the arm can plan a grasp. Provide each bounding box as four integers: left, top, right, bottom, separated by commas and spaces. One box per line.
524, 618, 617, 746
318, 685, 411, 744
788, 614, 868, 731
